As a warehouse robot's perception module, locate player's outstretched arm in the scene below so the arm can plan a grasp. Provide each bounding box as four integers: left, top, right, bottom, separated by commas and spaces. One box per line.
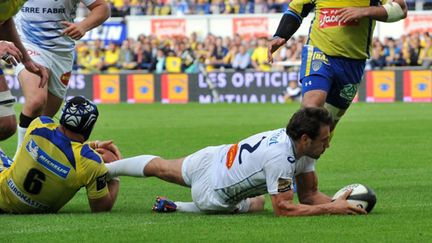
296, 171, 332, 205
62, 0, 110, 40
270, 189, 366, 216
268, 9, 303, 63
337, 0, 407, 23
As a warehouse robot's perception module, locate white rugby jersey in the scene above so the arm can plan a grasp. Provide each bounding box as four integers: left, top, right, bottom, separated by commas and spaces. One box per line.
14, 0, 96, 52
212, 128, 315, 204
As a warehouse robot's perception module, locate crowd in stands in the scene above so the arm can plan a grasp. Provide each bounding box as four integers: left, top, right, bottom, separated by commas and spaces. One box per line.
1, 32, 431, 76
2, 33, 432, 73
69, 32, 431, 74
369, 32, 432, 70
71, 33, 305, 74
100, 0, 432, 17
105, 0, 290, 17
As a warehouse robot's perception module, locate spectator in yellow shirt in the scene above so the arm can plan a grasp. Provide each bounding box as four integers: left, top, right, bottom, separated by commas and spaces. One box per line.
251, 37, 271, 71
102, 42, 120, 73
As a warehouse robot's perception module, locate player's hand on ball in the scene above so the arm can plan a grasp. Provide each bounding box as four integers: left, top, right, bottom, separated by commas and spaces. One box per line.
90, 140, 122, 159
96, 148, 119, 163
332, 189, 367, 215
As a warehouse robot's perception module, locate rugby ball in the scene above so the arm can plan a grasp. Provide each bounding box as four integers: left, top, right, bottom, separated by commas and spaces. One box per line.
96, 148, 118, 163
332, 184, 377, 213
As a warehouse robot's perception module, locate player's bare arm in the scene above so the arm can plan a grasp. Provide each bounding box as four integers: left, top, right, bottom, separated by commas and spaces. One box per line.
270, 189, 366, 216
62, 0, 110, 40
88, 179, 120, 213
267, 8, 303, 63
337, 0, 407, 23
296, 171, 332, 205
0, 19, 48, 87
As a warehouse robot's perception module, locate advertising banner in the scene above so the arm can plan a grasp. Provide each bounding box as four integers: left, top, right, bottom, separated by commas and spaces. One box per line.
151, 19, 186, 38
403, 14, 432, 33
93, 74, 120, 103
127, 74, 155, 103
403, 70, 432, 102
233, 17, 268, 40
161, 74, 189, 103
81, 21, 127, 45
190, 72, 289, 103
366, 71, 396, 102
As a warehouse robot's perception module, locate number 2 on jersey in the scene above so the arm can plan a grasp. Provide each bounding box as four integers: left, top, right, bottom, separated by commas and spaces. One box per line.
226, 136, 266, 169
239, 136, 266, 165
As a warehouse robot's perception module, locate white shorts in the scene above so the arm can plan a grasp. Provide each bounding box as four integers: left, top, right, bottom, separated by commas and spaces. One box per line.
182, 146, 250, 213
15, 42, 73, 99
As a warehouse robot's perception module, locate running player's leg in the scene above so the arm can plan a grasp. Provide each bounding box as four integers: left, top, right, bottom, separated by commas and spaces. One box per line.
299, 46, 333, 114
43, 92, 63, 117
323, 57, 366, 130
15, 67, 47, 151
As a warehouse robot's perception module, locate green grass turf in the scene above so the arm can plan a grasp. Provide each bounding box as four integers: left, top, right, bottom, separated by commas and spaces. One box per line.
1, 103, 431, 242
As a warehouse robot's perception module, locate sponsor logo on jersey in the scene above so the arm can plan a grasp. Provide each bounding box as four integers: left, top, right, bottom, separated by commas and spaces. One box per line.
312, 52, 329, 63
60, 72, 71, 86
312, 61, 322, 72
304, 80, 312, 87
26, 139, 70, 179
96, 173, 107, 191
319, 8, 359, 28
287, 156, 295, 164
225, 143, 238, 169
340, 84, 358, 101
26, 49, 41, 56
0, 150, 13, 170
268, 129, 285, 146
7, 178, 49, 210
277, 178, 293, 193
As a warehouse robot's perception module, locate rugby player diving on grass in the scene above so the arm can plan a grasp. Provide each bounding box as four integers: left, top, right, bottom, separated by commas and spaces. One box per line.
104, 107, 367, 216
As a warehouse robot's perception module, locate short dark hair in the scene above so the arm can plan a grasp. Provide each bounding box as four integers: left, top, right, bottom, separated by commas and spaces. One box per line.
286, 107, 332, 141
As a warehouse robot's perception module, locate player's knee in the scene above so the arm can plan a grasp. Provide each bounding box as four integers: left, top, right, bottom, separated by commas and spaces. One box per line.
0, 116, 17, 141
302, 91, 327, 108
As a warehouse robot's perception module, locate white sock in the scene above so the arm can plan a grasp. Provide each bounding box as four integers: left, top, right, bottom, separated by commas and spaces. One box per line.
13, 126, 27, 160
105, 155, 158, 178
175, 202, 201, 213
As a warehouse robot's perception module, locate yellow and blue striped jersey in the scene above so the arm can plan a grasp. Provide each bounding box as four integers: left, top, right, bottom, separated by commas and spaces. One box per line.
0, 116, 108, 213
289, 0, 388, 59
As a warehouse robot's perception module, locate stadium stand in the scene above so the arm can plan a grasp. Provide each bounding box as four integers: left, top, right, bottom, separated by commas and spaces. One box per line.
1, 1, 431, 74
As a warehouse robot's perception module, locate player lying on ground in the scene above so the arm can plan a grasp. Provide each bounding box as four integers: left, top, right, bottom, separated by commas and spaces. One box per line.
105, 107, 366, 216
0, 96, 120, 214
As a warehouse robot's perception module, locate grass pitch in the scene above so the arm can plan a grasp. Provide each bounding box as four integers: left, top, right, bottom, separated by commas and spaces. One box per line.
1, 103, 431, 242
